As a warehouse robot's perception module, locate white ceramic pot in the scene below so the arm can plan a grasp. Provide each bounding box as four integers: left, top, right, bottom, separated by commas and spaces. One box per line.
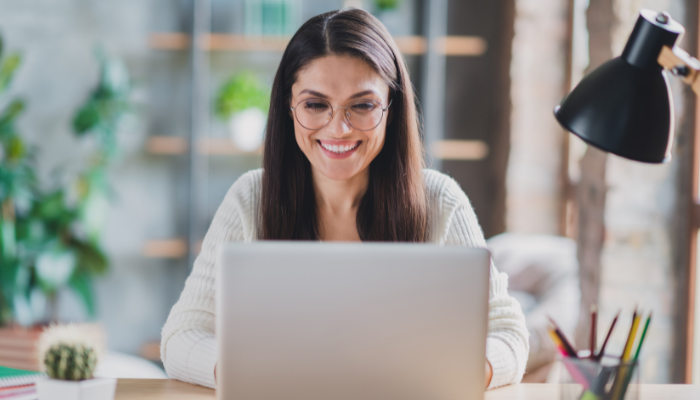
228, 107, 266, 152
36, 378, 117, 400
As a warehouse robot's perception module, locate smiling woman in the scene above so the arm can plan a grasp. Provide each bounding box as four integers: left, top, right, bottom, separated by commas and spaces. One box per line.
160, 7, 529, 392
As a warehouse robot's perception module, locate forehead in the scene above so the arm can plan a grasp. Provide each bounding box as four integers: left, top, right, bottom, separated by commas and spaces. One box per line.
293, 55, 389, 98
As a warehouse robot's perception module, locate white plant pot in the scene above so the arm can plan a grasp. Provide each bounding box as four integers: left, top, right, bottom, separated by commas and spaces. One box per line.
36, 378, 117, 400
228, 107, 266, 152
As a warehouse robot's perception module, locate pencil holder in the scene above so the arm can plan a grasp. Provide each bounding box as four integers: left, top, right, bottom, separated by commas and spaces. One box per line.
559, 356, 639, 400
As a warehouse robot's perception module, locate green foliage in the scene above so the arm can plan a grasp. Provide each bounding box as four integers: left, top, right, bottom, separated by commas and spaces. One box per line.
0, 37, 129, 326
73, 49, 130, 162
214, 71, 270, 120
44, 343, 97, 381
375, 0, 400, 11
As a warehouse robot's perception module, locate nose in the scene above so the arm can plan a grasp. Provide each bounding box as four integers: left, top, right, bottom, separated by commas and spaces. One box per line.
324, 107, 352, 137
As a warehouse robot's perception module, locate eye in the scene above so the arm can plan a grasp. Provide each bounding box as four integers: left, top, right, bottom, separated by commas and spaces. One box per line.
350, 102, 377, 113
302, 100, 329, 113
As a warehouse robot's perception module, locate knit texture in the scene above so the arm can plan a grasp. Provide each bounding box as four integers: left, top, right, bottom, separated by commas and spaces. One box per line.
160, 168, 529, 390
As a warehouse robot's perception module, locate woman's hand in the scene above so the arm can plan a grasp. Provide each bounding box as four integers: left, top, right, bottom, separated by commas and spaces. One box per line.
485, 360, 493, 388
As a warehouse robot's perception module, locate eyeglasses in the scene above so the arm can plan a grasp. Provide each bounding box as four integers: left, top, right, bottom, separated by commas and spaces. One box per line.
290, 98, 392, 131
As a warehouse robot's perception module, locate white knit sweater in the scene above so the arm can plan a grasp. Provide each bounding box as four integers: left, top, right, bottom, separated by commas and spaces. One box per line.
160, 168, 529, 390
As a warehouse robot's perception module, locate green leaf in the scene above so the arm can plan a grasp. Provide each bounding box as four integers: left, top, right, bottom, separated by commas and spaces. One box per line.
0, 54, 21, 94
375, 0, 400, 11
6, 135, 24, 161
215, 72, 270, 120
72, 100, 101, 135
0, 216, 16, 260
0, 99, 25, 130
69, 272, 95, 317
35, 247, 76, 290
73, 240, 108, 275
0, 259, 20, 304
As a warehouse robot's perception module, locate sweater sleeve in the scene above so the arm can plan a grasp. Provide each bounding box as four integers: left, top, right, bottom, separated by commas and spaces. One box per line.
442, 194, 530, 389
160, 171, 257, 388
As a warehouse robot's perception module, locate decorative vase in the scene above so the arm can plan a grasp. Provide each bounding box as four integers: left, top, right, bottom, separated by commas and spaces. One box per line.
36, 378, 116, 400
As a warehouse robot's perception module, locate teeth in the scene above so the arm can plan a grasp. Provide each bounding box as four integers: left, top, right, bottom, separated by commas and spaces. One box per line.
320, 142, 358, 154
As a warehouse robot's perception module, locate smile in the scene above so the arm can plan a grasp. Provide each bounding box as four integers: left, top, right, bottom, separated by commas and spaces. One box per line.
318, 140, 360, 154
317, 140, 361, 159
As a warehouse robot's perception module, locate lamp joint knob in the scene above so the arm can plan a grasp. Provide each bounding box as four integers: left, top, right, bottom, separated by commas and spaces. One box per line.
672, 65, 690, 77
656, 12, 670, 24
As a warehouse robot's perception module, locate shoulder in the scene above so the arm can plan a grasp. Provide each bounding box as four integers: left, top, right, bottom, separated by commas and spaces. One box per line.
218, 169, 263, 240
229, 168, 264, 197
422, 168, 472, 211
422, 169, 481, 244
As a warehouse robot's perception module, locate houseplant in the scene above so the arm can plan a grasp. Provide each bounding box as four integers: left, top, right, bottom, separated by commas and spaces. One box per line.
0, 37, 129, 331
214, 71, 269, 151
35, 323, 115, 400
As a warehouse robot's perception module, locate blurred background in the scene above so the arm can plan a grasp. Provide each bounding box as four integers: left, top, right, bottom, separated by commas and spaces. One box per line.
0, 0, 699, 387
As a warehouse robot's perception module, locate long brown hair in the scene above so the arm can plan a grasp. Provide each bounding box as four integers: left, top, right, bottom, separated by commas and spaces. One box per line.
261, 8, 427, 241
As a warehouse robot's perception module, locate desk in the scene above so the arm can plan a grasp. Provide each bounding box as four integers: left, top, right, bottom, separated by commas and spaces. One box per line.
114, 379, 700, 399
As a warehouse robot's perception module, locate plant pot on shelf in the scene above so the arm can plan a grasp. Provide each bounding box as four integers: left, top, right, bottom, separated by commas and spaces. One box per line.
0, 326, 43, 371
36, 378, 116, 400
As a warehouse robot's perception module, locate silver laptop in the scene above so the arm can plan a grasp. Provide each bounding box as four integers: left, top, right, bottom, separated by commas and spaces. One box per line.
216, 242, 490, 400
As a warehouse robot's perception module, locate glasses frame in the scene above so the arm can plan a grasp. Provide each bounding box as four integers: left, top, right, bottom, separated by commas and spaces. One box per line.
290, 98, 393, 131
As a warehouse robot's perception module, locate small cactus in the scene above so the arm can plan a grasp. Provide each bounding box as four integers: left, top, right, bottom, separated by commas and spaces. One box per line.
44, 343, 97, 381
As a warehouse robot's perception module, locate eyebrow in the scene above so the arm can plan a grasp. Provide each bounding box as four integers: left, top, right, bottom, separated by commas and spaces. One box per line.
298, 89, 381, 100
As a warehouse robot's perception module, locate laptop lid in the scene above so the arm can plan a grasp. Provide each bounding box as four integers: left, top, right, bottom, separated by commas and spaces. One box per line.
216, 242, 490, 400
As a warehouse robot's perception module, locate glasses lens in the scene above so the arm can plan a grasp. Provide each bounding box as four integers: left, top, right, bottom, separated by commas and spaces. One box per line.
347, 100, 384, 130
295, 99, 332, 130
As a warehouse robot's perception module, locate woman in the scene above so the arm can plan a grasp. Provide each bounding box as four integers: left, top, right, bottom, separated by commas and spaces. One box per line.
161, 8, 528, 390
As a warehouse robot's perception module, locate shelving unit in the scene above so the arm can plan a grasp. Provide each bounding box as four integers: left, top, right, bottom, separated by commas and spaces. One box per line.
144, 0, 487, 261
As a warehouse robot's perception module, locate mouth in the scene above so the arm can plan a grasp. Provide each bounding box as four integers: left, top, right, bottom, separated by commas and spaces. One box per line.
317, 140, 361, 159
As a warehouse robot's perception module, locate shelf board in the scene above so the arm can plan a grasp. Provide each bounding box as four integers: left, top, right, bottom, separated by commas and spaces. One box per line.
140, 341, 161, 362
147, 136, 487, 160
146, 136, 262, 156
430, 140, 489, 161
143, 238, 203, 259
149, 33, 487, 56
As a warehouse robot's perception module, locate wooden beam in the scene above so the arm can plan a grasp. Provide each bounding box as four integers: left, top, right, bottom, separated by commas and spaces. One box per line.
573, 0, 614, 352
685, 1, 700, 384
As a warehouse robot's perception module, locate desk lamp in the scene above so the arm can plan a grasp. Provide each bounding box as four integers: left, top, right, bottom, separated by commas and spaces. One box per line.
555, 9, 700, 163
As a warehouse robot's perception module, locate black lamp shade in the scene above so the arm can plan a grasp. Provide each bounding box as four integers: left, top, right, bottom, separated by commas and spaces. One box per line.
554, 10, 685, 163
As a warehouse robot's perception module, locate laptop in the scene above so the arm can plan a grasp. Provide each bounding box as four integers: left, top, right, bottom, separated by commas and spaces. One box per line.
216, 242, 490, 400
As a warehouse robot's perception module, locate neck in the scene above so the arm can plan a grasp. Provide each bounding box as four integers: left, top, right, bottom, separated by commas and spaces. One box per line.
312, 168, 369, 216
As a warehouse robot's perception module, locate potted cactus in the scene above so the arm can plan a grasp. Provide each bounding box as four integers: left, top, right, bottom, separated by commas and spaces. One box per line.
35, 324, 115, 400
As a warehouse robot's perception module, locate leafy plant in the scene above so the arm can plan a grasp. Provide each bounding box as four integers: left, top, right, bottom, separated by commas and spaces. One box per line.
214, 71, 269, 120
375, 0, 400, 11
0, 37, 129, 326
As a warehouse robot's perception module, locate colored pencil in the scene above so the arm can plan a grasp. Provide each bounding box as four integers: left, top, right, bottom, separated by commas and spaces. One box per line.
548, 329, 569, 357
633, 313, 652, 361
590, 304, 597, 358
596, 310, 620, 360
547, 315, 577, 357
622, 309, 641, 361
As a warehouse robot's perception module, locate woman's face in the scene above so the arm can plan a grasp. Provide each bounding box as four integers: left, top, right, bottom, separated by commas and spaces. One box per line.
290, 55, 391, 181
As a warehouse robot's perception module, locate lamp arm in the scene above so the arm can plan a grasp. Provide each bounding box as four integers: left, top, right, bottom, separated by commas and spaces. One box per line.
658, 45, 700, 95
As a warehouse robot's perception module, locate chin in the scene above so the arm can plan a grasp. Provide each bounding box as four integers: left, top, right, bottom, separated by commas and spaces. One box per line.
317, 163, 362, 181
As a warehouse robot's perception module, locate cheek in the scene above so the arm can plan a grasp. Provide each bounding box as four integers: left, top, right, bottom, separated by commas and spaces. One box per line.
294, 122, 313, 151
365, 125, 387, 155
